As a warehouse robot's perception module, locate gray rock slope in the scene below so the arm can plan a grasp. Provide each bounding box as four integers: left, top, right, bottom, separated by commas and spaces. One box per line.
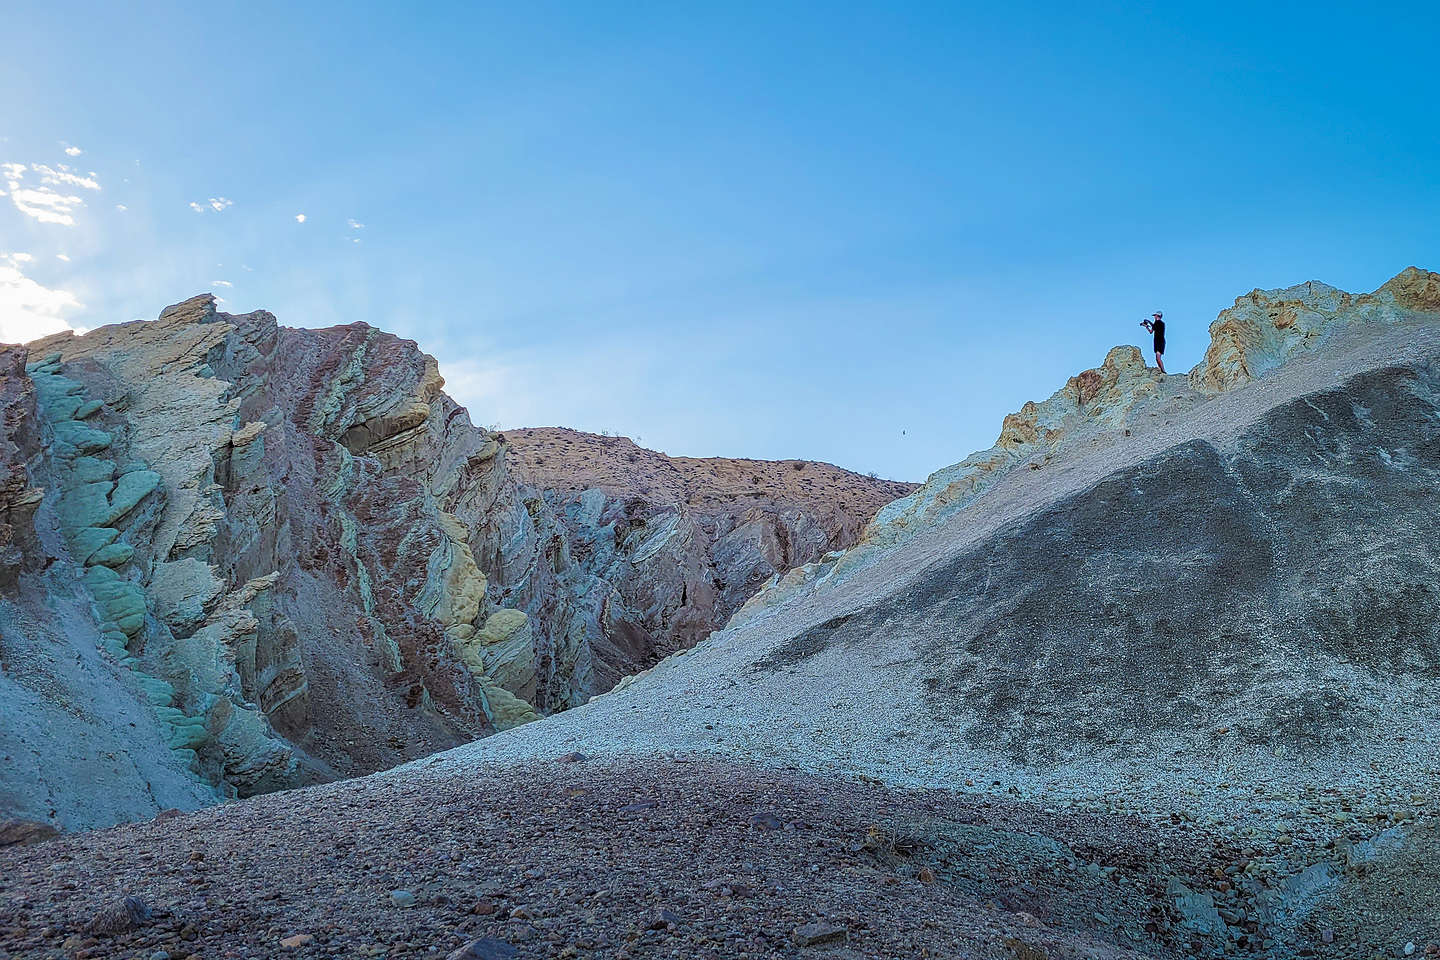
427, 268, 1440, 821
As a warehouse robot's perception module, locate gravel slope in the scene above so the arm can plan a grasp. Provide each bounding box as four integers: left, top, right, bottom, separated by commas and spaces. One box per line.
0, 757, 1305, 960
424, 316, 1440, 822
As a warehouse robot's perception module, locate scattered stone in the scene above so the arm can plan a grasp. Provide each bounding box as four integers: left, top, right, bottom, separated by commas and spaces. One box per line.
389, 889, 417, 909
280, 933, 314, 948
556, 751, 588, 763
645, 908, 679, 930
0, 819, 58, 847
618, 801, 657, 813
447, 939, 518, 960
84, 896, 152, 934
1001, 937, 1050, 960
791, 921, 847, 947
749, 812, 784, 831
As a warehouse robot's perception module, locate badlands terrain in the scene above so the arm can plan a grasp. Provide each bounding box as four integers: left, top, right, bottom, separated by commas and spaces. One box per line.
0, 296, 907, 830
2, 267, 1439, 959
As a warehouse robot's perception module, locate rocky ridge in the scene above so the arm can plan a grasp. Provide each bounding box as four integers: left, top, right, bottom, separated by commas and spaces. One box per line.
506, 427, 915, 687
0, 295, 911, 830
425, 267, 1440, 956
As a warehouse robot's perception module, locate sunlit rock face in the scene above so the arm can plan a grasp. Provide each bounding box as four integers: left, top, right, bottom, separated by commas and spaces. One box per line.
0, 295, 913, 830
0, 297, 559, 828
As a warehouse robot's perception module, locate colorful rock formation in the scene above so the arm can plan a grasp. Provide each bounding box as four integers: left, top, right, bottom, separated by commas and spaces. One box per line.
0, 295, 913, 829
505, 428, 915, 690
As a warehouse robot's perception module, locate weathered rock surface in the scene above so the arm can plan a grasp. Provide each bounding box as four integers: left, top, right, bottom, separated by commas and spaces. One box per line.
505, 427, 914, 689
0, 298, 583, 827
0, 295, 910, 830
432, 269, 1440, 956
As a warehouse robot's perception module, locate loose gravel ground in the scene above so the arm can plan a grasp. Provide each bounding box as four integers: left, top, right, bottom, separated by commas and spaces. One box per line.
0, 756, 1305, 960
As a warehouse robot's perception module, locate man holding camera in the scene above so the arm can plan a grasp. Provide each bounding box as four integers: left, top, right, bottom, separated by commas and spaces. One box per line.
1141, 311, 1166, 374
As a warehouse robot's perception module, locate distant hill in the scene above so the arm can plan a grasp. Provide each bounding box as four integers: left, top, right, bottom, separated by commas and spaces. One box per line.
504, 427, 915, 690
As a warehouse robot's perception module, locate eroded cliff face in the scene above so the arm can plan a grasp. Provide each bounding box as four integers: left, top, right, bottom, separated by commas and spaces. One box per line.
0, 295, 914, 829
505, 428, 916, 690
0, 297, 583, 827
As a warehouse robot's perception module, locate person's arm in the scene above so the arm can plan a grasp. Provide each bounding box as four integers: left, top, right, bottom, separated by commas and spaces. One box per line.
1140, 319, 1154, 333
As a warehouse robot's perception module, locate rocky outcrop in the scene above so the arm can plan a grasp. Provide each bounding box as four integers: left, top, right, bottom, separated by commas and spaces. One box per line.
0, 298, 589, 827
505, 428, 915, 690
443, 267, 1440, 803
0, 295, 911, 830
739, 267, 1440, 621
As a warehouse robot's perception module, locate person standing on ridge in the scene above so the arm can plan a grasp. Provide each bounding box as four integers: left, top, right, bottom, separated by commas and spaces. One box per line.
1140, 311, 1166, 374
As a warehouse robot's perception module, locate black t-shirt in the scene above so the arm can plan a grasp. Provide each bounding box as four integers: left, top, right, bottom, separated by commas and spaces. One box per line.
1152, 319, 1166, 353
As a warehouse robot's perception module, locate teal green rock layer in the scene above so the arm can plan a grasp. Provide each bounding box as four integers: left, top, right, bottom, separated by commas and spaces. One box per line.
29, 360, 210, 774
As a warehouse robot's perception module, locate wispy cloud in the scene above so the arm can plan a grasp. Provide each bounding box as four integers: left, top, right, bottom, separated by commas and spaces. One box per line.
294, 213, 306, 223
33, 163, 99, 191
2, 160, 101, 227
56, 253, 70, 262
63, 144, 83, 157
190, 196, 233, 213
212, 279, 232, 287
115, 203, 127, 212
347, 218, 364, 230
0, 251, 83, 343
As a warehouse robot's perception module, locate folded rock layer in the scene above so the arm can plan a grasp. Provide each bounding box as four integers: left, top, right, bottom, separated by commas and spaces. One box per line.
0, 295, 910, 829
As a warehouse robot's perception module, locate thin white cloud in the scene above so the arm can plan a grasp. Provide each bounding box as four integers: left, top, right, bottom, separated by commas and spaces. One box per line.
2, 161, 99, 226
350, 237, 361, 244
56, 253, 70, 262
189, 196, 233, 214
0, 252, 83, 343
32, 163, 100, 191
64, 145, 83, 157
212, 279, 232, 287
9, 252, 33, 263
189, 201, 205, 213
115, 203, 127, 212
347, 218, 364, 230
294, 213, 306, 223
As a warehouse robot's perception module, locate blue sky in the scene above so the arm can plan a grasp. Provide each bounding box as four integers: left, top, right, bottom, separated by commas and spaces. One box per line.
2, 2, 1436, 481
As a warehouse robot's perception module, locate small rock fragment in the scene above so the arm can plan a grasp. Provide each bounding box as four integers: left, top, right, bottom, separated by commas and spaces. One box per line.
447, 938, 518, 960
0, 818, 58, 847
556, 751, 587, 763
390, 889, 417, 908
646, 908, 680, 930
791, 921, 847, 947
280, 933, 314, 948
749, 811, 784, 831
84, 896, 152, 934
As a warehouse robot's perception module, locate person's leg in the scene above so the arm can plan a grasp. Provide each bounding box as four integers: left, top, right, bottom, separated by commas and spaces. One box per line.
1156, 352, 1166, 375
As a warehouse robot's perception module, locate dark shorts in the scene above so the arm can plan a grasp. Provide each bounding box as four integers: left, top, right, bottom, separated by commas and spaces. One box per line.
1154, 340, 1165, 355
